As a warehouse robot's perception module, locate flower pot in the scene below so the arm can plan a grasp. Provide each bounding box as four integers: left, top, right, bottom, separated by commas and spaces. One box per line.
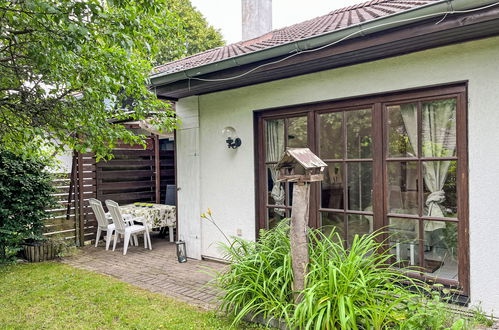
22, 241, 61, 262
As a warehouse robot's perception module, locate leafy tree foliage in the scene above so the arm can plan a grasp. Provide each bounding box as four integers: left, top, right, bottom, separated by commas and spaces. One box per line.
0, 0, 184, 159
0, 149, 55, 262
153, 0, 224, 66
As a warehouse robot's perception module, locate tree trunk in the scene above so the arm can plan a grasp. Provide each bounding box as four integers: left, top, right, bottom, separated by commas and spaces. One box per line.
290, 182, 310, 304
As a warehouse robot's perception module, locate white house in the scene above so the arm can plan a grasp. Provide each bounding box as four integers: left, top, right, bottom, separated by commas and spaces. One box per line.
150, 0, 499, 312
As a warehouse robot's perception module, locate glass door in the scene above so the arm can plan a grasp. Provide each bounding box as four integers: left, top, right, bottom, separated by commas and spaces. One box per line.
255, 85, 468, 292
317, 107, 374, 247
264, 115, 308, 229
385, 98, 460, 284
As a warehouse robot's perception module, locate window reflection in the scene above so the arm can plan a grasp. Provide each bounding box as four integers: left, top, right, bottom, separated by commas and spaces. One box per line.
387, 104, 417, 158
321, 163, 344, 210
347, 214, 372, 248
346, 109, 372, 159
319, 112, 343, 159
347, 162, 372, 211
287, 116, 308, 148
389, 218, 420, 267
321, 212, 345, 240
423, 221, 458, 281
387, 162, 419, 215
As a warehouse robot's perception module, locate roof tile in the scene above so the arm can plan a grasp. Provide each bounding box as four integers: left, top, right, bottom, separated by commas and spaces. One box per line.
153, 0, 439, 76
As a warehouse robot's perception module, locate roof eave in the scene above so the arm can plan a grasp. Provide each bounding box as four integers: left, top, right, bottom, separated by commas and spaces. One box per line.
150, 0, 496, 87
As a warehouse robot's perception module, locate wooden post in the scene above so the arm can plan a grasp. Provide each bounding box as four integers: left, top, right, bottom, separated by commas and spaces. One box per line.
290, 181, 311, 303
77, 152, 84, 247
154, 135, 161, 204
72, 152, 80, 246
66, 155, 76, 221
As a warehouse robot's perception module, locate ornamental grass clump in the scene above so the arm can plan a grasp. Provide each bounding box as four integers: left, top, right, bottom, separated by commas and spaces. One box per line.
293, 229, 420, 329
211, 218, 493, 329
215, 220, 422, 329
215, 220, 294, 325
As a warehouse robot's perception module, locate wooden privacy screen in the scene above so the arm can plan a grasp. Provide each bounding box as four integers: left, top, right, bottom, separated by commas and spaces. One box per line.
42, 172, 78, 242
43, 136, 175, 246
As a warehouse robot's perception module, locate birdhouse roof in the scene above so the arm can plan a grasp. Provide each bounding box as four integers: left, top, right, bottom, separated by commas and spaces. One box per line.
276, 148, 327, 170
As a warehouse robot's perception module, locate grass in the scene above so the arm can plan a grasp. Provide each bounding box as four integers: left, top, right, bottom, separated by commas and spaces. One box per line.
0, 262, 257, 329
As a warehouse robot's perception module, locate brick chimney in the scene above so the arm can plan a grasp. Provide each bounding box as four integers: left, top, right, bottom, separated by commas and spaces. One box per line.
242, 0, 272, 40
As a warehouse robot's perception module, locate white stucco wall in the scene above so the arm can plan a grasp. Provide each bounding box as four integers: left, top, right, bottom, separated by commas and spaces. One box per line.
175, 36, 499, 312
175, 96, 202, 259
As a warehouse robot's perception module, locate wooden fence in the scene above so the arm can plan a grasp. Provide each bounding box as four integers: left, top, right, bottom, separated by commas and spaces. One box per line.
43, 173, 77, 241
42, 136, 175, 246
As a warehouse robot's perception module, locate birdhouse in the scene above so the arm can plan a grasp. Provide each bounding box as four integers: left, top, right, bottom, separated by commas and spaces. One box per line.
276, 148, 327, 183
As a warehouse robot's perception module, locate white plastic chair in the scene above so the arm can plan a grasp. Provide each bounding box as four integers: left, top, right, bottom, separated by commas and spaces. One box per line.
105, 200, 152, 255
89, 198, 115, 250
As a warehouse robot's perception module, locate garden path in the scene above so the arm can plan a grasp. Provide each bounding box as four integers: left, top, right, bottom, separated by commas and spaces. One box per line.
62, 237, 226, 310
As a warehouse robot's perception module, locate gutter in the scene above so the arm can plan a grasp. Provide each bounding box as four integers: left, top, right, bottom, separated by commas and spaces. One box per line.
150, 0, 498, 87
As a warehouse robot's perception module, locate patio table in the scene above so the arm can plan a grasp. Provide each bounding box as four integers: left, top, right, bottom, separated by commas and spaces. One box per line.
120, 203, 176, 242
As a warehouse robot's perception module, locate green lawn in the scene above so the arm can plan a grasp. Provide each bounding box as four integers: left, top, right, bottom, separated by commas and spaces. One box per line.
0, 262, 251, 329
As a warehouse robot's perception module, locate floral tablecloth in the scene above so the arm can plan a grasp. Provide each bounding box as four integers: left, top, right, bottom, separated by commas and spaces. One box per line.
120, 203, 176, 229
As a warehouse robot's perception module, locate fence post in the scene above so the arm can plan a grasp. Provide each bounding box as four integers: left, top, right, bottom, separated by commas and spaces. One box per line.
72, 152, 81, 246
77, 152, 85, 246
154, 135, 161, 203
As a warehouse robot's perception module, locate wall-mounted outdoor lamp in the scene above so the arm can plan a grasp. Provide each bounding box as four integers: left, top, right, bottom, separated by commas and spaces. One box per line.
222, 126, 242, 149
175, 240, 187, 263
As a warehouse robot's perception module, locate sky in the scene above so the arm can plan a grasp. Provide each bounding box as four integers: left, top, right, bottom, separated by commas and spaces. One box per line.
190, 0, 358, 44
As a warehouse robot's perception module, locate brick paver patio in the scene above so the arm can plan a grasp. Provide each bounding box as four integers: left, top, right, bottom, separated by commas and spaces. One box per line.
62, 236, 227, 309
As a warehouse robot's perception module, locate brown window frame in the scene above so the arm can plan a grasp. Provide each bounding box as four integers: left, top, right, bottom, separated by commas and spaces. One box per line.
254, 83, 469, 294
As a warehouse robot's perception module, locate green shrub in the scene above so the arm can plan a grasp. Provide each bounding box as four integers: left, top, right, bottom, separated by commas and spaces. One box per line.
402, 290, 494, 330
0, 149, 55, 263
214, 220, 493, 329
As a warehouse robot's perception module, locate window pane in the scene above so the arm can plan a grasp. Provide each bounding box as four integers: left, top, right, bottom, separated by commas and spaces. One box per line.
388, 217, 420, 268
319, 112, 343, 159
266, 119, 285, 162
347, 109, 372, 159
347, 162, 373, 211
320, 212, 345, 240
423, 221, 458, 281
321, 163, 344, 210
387, 162, 419, 215
287, 116, 308, 148
268, 208, 286, 229
387, 104, 417, 158
422, 99, 457, 158
347, 214, 372, 248
266, 165, 285, 206
423, 161, 457, 218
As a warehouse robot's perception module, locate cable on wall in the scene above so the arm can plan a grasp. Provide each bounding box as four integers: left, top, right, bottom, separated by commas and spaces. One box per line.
186, 1, 499, 83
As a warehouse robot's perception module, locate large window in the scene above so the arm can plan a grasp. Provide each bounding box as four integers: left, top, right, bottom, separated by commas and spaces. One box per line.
255, 85, 468, 293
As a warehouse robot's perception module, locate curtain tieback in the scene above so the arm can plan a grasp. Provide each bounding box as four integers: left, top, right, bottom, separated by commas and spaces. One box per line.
425, 190, 445, 206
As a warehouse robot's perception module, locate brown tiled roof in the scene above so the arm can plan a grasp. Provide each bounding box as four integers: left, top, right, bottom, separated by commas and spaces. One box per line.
153, 0, 440, 76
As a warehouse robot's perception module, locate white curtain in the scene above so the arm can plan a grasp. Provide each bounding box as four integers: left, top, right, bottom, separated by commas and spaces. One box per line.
421, 100, 456, 220
400, 104, 418, 158
400, 100, 456, 231
266, 120, 285, 216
